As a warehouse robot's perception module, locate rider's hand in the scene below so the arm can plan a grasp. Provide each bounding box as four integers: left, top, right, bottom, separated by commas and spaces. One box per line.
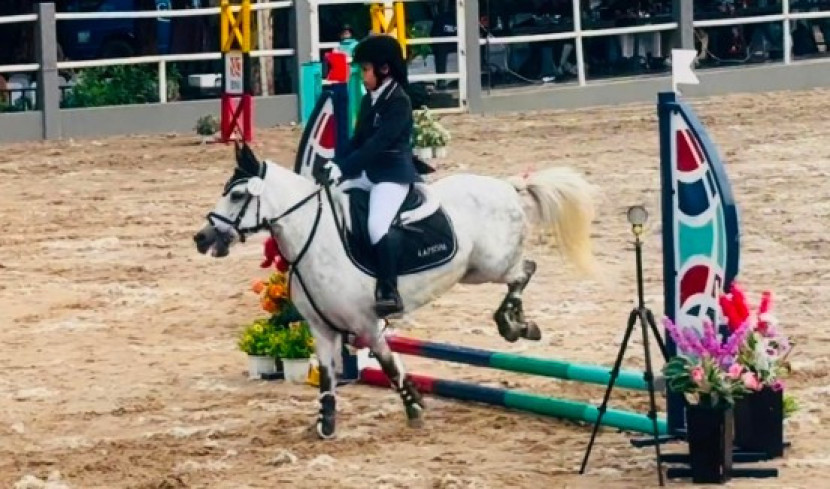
323, 161, 342, 185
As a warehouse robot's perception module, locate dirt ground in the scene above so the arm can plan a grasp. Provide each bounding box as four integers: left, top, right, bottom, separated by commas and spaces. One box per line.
1, 88, 829, 489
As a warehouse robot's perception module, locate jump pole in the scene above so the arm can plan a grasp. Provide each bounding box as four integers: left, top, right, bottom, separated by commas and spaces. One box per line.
360, 367, 667, 435
352, 333, 667, 435
383, 335, 654, 391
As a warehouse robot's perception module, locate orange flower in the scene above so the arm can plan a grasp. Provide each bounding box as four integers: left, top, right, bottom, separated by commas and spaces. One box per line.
268, 284, 286, 300
261, 297, 277, 313
251, 279, 265, 294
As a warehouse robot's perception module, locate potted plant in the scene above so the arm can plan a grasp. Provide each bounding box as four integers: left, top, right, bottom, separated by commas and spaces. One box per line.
238, 318, 280, 379
195, 114, 220, 143
246, 260, 315, 383
272, 321, 315, 383
412, 106, 451, 159
243, 270, 294, 379
663, 317, 753, 484
720, 283, 794, 458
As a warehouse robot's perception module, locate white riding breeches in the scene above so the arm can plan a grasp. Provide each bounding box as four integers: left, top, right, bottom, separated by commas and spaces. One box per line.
341, 172, 409, 245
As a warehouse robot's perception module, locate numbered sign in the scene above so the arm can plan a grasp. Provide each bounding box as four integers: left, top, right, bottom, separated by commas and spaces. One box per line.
225, 51, 244, 95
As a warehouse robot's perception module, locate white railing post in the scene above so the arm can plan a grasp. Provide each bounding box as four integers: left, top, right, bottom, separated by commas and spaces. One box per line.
673, 0, 695, 49
457, 0, 473, 112
35, 2, 61, 140
309, 0, 320, 61
783, 0, 792, 65
158, 60, 167, 103
572, 0, 586, 86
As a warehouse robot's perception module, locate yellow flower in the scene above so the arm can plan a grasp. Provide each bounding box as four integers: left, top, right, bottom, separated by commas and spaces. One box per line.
269, 272, 287, 286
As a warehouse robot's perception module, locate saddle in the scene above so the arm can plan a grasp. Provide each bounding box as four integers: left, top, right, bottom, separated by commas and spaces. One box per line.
336, 183, 458, 278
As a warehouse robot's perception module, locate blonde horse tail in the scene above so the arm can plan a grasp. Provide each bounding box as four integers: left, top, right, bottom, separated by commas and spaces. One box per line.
507, 167, 599, 276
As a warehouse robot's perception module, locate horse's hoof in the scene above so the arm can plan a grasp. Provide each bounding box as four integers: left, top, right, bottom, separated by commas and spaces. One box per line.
521, 322, 542, 341
496, 316, 520, 343
405, 404, 425, 429
315, 417, 336, 440
498, 327, 520, 343
523, 259, 537, 276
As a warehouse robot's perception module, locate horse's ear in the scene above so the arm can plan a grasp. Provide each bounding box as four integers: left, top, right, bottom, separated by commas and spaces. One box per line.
238, 142, 261, 176
233, 140, 243, 165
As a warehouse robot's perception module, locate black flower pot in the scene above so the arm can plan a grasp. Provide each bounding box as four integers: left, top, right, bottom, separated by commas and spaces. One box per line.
734, 386, 784, 458
686, 404, 734, 484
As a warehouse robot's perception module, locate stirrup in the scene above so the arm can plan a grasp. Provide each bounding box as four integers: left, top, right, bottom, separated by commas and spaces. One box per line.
375, 298, 404, 318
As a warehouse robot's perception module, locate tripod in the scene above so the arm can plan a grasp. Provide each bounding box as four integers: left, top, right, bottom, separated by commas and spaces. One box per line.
579, 215, 669, 486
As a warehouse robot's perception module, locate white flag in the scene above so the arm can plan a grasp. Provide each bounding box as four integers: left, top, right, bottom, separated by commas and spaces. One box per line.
671, 49, 699, 93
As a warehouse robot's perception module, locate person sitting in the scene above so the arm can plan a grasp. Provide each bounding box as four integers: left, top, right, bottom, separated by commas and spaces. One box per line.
322, 34, 422, 318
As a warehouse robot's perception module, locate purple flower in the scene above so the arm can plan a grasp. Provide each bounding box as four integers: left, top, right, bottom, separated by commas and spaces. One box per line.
721, 321, 750, 358
664, 318, 698, 356
702, 321, 720, 350
682, 329, 705, 357
771, 380, 785, 392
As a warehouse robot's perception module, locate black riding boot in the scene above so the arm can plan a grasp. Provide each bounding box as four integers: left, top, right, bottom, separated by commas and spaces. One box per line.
373, 234, 404, 318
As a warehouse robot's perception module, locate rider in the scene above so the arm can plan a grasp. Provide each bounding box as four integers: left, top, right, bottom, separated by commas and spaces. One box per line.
323, 34, 421, 318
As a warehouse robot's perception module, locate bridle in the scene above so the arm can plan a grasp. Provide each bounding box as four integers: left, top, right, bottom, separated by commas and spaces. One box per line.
204, 162, 359, 337
206, 163, 268, 243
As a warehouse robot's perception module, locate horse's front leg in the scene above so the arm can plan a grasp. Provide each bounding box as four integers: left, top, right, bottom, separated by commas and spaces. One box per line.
311, 326, 340, 439
367, 326, 425, 427
494, 259, 541, 342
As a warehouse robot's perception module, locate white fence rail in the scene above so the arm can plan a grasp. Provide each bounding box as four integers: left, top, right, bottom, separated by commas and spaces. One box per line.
53, 1, 293, 20
692, 0, 830, 65
0, 64, 40, 74
0, 13, 37, 24
0, 3, 295, 103
2, 0, 830, 112
308, 0, 468, 112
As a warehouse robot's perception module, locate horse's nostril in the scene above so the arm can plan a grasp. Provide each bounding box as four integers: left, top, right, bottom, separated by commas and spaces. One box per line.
194, 232, 205, 243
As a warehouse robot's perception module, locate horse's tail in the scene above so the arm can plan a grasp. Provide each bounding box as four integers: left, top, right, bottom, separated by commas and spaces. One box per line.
507, 167, 599, 276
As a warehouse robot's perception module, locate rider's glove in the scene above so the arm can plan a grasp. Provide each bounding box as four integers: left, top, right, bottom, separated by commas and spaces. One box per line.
322, 160, 342, 185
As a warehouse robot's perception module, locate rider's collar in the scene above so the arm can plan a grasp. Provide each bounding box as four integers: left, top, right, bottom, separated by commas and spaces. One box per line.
370, 78, 394, 106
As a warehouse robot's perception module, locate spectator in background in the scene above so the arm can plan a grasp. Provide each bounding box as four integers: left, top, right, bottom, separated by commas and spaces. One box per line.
430, 0, 457, 89
339, 24, 359, 58
535, 0, 577, 82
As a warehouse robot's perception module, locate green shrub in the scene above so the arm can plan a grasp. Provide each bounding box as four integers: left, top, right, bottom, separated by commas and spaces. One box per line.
63, 64, 180, 108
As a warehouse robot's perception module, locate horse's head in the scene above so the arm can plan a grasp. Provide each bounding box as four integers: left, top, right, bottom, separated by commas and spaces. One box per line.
193, 142, 274, 258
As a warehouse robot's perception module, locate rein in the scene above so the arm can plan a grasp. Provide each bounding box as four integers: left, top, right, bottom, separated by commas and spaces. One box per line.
206, 165, 354, 337
265, 183, 350, 336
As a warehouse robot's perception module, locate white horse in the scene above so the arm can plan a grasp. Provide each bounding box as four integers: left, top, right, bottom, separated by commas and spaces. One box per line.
193, 143, 598, 439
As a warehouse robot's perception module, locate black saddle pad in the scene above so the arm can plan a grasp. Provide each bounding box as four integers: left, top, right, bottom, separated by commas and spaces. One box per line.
340, 186, 457, 277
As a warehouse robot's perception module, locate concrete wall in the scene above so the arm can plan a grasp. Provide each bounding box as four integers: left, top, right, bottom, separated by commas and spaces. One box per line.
481, 62, 830, 115
4, 2, 830, 143
0, 111, 43, 143
0, 95, 296, 143
60, 95, 297, 140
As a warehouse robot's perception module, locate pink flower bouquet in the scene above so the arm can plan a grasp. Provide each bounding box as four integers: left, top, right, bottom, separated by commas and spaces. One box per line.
720, 282, 793, 392
662, 318, 753, 408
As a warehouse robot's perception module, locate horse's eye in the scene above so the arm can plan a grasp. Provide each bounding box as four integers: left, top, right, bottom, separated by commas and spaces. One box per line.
230, 191, 246, 202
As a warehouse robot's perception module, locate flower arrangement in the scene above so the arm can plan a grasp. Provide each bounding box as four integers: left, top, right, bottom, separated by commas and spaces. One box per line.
663, 318, 753, 408
273, 321, 315, 359
237, 318, 279, 357
238, 237, 315, 361
247, 268, 312, 353
412, 106, 451, 158
719, 282, 793, 393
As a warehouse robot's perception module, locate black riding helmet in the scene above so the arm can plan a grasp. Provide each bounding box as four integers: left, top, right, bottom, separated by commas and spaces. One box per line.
352, 34, 409, 88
